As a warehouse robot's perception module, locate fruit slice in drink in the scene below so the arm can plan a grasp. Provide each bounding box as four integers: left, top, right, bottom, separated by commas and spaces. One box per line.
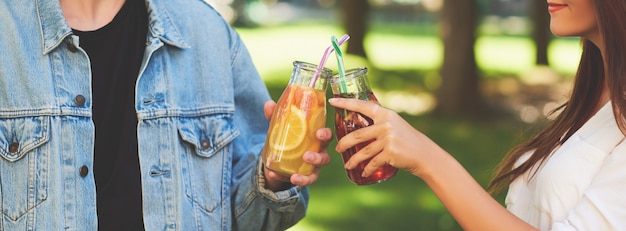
268, 105, 307, 152
262, 85, 326, 176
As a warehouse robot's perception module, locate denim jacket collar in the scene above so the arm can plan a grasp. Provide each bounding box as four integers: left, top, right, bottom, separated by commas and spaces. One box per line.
37, 0, 72, 54
144, 0, 190, 49
37, 0, 189, 55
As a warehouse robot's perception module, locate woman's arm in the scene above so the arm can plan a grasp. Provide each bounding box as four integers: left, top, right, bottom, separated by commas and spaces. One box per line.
329, 98, 537, 231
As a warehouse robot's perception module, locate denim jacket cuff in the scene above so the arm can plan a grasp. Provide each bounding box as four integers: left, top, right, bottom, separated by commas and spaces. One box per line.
255, 158, 302, 202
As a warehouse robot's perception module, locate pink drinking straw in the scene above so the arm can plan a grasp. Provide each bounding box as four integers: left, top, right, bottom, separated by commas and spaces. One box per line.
309, 34, 350, 87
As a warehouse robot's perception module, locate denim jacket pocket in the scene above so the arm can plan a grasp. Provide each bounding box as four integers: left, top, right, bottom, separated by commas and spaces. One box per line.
177, 113, 240, 212
178, 113, 240, 158
0, 116, 50, 162
0, 116, 50, 221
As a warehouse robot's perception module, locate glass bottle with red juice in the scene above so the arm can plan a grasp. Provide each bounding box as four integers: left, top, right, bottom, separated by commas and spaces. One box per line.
330, 67, 398, 185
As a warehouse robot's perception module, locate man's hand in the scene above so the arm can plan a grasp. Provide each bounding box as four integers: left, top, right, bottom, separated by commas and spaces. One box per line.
262, 100, 332, 191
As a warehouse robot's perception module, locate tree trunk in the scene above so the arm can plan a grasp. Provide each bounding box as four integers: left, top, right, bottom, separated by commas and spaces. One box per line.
341, 0, 369, 58
231, 0, 256, 27
435, 0, 483, 116
532, 0, 551, 65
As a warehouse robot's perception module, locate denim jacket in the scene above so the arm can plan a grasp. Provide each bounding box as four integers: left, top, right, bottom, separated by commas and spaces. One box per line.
0, 0, 308, 230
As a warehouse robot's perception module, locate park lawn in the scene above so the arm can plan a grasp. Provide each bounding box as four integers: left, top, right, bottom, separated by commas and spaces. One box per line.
236, 23, 581, 83
235, 23, 577, 231
284, 112, 529, 231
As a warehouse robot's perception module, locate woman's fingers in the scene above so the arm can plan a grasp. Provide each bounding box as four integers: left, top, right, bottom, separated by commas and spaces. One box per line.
329, 98, 384, 120
335, 124, 378, 153
344, 138, 385, 169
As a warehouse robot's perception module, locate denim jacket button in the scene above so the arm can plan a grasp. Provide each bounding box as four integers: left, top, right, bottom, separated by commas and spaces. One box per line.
74, 95, 86, 106
66, 42, 79, 53
200, 139, 211, 150
79, 166, 89, 177
9, 142, 19, 153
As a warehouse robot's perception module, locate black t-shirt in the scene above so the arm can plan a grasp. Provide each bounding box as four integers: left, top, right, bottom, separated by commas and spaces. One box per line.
72, 0, 147, 230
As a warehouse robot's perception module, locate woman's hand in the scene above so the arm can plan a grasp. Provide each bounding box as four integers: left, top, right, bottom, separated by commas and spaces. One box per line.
329, 98, 440, 178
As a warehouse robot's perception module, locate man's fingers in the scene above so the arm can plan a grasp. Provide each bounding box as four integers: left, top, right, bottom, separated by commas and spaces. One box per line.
263, 100, 276, 121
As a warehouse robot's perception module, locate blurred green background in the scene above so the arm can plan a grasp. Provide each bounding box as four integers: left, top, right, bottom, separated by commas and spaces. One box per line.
206, 0, 581, 230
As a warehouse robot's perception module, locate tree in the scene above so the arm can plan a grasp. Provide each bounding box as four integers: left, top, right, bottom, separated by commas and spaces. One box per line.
231, 0, 257, 27
532, 0, 551, 65
340, 0, 369, 58
435, 0, 484, 116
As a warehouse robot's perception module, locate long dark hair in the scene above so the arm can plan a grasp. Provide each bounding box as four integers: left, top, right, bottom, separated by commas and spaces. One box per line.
488, 0, 626, 194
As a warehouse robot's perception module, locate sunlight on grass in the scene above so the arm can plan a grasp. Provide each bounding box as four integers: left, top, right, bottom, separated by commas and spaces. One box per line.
286, 187, 396, 231
238, 25, 581, 82
415, 188, 446, 211
476, 36, 535, 74
366, 35, 442, 69
287, 185, 447, 231
353, 188, 398, 207
237, 25, 345, 79
549, 38, 583, 74
476, 36, 580, 77
376, 90, 435, 115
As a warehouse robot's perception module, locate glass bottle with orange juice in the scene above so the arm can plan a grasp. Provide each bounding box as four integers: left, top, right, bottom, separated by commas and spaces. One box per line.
261, 61, 332, 176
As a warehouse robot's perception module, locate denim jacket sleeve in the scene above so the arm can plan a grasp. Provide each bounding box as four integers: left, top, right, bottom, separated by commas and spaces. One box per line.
227, 31, 308, 230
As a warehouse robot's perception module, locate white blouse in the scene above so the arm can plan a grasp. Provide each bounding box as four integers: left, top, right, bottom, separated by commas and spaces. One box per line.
506, 102, 626, 230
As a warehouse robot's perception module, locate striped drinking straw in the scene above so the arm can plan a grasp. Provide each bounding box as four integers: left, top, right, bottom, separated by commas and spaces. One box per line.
309, 34, 350, 88
331, 35, 348, 94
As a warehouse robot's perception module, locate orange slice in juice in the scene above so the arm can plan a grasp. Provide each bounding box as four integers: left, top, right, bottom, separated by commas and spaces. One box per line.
308, 108, 326, 131
269, 105, 307, 151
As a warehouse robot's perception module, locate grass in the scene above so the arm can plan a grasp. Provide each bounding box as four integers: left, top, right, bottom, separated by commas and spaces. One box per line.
288, 113, 530, 231
236, 23, 581, 82
234, 23, 579, 231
